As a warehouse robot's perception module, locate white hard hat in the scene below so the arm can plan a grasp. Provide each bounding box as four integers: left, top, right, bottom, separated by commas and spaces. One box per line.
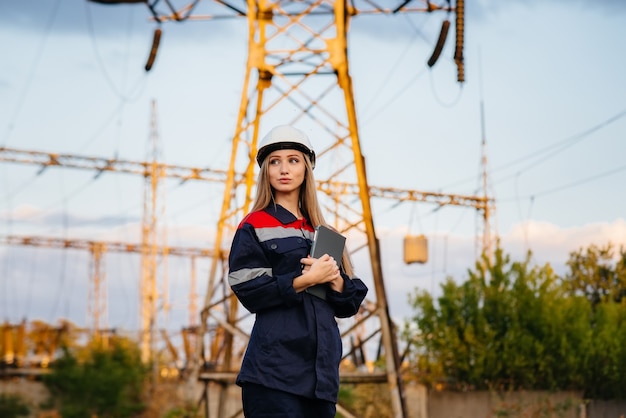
256, 125, 316, 169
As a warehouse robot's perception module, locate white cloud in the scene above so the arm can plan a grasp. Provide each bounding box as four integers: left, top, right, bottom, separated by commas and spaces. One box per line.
370, 218, 626, 321
501, 218, 626, 269
0, 204, 42, 220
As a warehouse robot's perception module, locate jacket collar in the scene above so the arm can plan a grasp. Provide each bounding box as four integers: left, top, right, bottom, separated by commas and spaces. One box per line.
264, 204, 299, 225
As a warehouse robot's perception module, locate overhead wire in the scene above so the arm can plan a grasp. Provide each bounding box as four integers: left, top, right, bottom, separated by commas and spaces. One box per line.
15, 174, 101, 238
507, 166, 626, 262
498, 109, 626, 174
50, 3, 160, 327
0, 225, 13, 319
492, 108, 626, 187
84, 2, 148, 103
361, 12, 465, 281
474, 47, 494, 260
2, 169, 45, 319
421, 5, 464, 109
1, 177, 16, 319
439, 108, 626, 191
106, 3, 149, 318
2, 0, 150, 322
501, 162, 626, 202
1, 0, 61, 148
1, 173, 46, 203
359, 14, 427, 119
360, 13, 432, 126
1, 0, 61, 322
112, 172, 137, 327
427, 69, 464, 108
363, 8, 466, 250
14, 168, 211, 239
514, 174, 532, 252
24, 245, 41, 318
362, 67, 429, 127
76, 101, 129, 154
0, 0, 145, 323
492, 109, 626, 202
49, 171, 70, 320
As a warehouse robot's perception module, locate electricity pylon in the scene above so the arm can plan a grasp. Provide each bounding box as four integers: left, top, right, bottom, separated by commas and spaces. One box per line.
26, 0, 467, 415
208, 1, 407, 411
128, 2, 464, 417
0, 234, 216, 370
0, 143, 488, 378
89, 242, 107, 336
141, 100, 163, 363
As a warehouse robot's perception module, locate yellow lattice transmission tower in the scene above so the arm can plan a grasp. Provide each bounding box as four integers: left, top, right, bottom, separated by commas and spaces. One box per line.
88, 242, 107, 337
82, 1, 467, 416
140, 99, 167, 364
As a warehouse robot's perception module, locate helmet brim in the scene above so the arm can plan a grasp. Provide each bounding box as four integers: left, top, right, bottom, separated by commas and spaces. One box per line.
256, 142, 316, 169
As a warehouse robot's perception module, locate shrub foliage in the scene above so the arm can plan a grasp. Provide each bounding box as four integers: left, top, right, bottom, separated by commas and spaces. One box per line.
403, 243, 626, 399
42, 336, 149, 418
0, 393, 30, 418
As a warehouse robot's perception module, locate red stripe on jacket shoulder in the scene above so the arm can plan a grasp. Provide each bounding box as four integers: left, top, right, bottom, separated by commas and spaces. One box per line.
238, 210, 283, 229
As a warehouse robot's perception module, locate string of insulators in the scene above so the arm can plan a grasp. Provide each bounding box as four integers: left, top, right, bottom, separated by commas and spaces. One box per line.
145, 27, 162, 72
454, 0, 465, 83
427, 19, 450, 67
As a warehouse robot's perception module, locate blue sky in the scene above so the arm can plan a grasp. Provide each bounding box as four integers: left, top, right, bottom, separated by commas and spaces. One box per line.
1, 0, 625, 335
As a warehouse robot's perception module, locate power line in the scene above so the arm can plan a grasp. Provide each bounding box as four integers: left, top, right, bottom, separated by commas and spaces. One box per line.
500, 162, 626, 202
528, 163, 626, 199
1, 1, 61, 319
1, 0, 61, 148
492, 108, 626, 186
440, 108, 626, 191
84, 1, 148, 102
359, 15, 425, 119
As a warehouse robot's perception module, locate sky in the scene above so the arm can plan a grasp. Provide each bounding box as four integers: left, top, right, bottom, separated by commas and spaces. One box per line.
1, 0, 625, 349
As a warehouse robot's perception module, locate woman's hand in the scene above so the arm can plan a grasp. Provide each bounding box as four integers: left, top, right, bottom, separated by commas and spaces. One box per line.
300, 254, 341, 284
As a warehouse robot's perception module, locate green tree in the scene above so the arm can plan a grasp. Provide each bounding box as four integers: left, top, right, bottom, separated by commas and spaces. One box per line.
403, 247, 592, 391
42, 336, 149, 418
0, 394, 30, 418
585, 300, 626, 399
563, 242, 626, 398
564, 243, 626, 306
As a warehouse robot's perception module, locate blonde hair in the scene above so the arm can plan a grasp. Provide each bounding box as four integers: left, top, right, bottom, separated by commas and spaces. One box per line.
251, 152, 354, 277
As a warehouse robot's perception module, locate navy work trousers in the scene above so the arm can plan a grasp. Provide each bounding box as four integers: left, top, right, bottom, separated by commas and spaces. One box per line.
241, 383, 336, 418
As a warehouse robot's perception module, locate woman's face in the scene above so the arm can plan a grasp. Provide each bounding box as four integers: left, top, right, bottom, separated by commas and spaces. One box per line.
267, 149, 306, 195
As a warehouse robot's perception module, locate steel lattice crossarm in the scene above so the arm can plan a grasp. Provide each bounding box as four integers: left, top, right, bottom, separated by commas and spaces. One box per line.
22, 2, 467, 416
0, 234, 224, 259
0, 146, 232, 184
1, 234, 221, 369
0, 146, 486, 211
318, 180, 491, 212
88, 0, 455, 20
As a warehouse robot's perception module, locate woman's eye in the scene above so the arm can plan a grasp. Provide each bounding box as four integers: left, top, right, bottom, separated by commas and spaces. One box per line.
289, 157, 300, 164
269, 159, 280, 165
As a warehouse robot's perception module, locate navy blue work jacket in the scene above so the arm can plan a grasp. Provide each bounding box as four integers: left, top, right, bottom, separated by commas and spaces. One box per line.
228, 204, 368, 403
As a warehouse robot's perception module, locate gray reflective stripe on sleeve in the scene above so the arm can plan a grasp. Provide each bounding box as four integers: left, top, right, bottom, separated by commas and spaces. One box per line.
228, 267, 273, 286
302, 229, 314, 241
255, 226, 306, 242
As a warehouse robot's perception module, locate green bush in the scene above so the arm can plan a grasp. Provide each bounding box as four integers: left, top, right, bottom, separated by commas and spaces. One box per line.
0, 393, 30, 418
42, 336, 149, 418
164, 405, 201, 418
403, 244, 626, 399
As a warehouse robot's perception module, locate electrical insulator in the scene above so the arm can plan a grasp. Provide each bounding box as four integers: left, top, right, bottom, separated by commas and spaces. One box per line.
145, 27, 162, 72
427, 19, 450, 67
454, 0, 465, 83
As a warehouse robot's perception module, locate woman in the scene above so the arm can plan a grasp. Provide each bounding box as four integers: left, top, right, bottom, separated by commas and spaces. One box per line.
228, 125, 368, 418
